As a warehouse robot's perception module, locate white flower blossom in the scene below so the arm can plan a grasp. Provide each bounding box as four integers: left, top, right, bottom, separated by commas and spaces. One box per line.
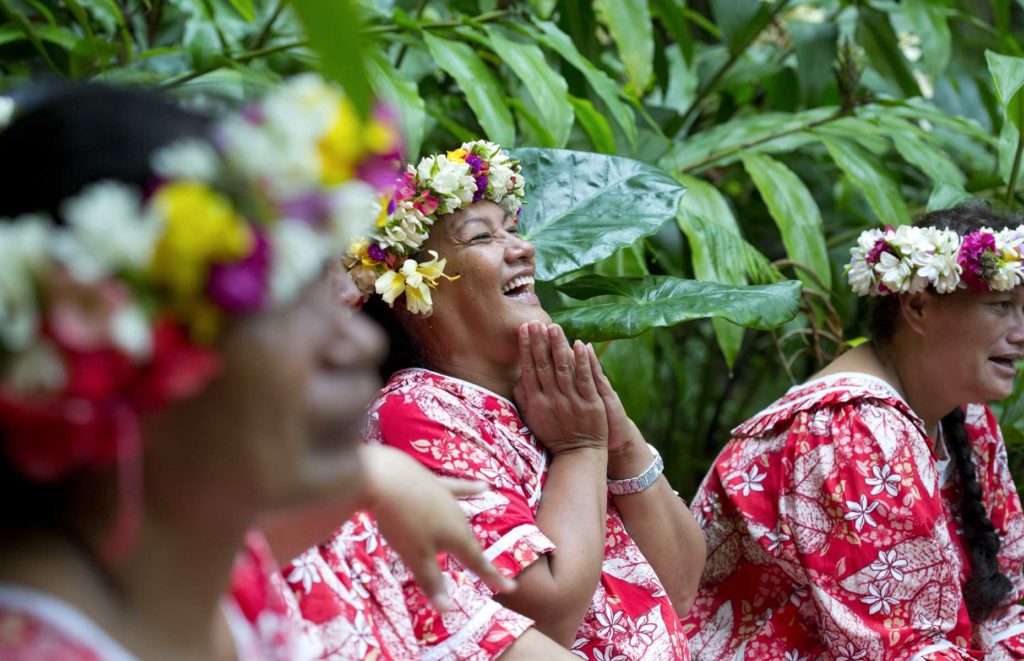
594, 605, 627, 638
764, 527, 791, 553
861, 581, 899, 615
835, 642, 867, 661
270, 221, 330, 305
865, 464, 902, 497
109, 304, 153, 359
288, 554, 323, 594
733, 465, 767, 496
844, 494, 880, 531
56, 181, 162, 280
870, 549, 909, 581
0, 215, 50, 351
152, 138, 220, 182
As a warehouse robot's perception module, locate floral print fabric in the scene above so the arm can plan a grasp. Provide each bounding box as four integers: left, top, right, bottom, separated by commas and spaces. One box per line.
683, 373, 1024, 660
282, 510, 533, 660
366, 368, 690, 660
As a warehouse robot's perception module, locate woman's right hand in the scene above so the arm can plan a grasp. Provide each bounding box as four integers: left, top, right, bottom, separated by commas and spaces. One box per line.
512, 321, 609, 456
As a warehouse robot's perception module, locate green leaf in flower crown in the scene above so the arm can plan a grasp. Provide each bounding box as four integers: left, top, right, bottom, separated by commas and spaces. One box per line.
511, 148, 685, 281
550, 275, 802, 342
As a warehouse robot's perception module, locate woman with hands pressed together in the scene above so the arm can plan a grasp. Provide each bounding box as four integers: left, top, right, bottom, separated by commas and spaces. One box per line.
343, 142, 707, 659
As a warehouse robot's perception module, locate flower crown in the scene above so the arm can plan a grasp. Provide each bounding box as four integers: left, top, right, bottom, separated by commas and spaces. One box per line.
0, 74, 400, 483
345, 140, 525, 315
846, 224, 1024, 296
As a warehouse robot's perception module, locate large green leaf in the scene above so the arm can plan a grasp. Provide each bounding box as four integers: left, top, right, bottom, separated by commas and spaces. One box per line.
599, 332, 657, 422
424, 32, 515, 146
568, 94, 616, 154
986, 50, 1024, 131
742, 153, 831, 292
710, 0, 761, 53
787, 19, 838, 106
226, 0, 254, 21
290, 0, 371, 117
512, 148, 685, 281
879, 117, 966, 187
485, 25, 573, 148
650, 0, 693, 64
532, 19, 637, 145
660, 107, 836, 172
903, 0, 950, 76
551, 275, 802, 342
675, 175, 745, 368
366, 53, 426, 159
857, 6, 920, 97
595, 0, 653, 95
820, 136, 911, 226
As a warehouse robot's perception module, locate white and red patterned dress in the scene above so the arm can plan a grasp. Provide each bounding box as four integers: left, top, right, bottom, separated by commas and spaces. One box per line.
683, 372, 1024, 660
0, 531, 306, 661
284, 510, 534, 660
365, 367, 690, 661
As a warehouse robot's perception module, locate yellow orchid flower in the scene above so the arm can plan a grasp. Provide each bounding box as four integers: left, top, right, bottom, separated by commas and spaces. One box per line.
446, 148, 468, 163
372, 251, 458, 313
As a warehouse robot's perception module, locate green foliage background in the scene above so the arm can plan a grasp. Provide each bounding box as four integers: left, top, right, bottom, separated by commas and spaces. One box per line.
5, 0, 1024, 495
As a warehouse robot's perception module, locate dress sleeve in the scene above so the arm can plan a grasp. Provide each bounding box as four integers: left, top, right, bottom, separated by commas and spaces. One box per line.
962, 404, 1024, 659
767, 402, 978, 660
373, 387, 555, 579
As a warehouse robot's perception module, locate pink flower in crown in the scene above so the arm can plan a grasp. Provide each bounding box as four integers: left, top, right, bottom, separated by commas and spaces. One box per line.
866, 238, 896, 265
206, 231, 271, 313
958, 230, 998, 292
414, 193, 439, 217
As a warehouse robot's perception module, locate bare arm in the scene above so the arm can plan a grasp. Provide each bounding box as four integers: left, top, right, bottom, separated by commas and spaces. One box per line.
498, 628, 579, 660
592, 350, 706, 616
498, 322, 608, 646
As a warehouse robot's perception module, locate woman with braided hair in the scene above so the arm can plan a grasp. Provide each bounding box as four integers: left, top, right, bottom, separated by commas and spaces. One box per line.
684, 201, 1024, 659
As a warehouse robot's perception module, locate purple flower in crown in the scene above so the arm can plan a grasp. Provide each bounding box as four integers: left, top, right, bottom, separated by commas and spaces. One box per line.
958, 230, 999, 292
279, 190, 331, 226
207, 231, 271, 313
387, 197, 396, 214
465, 153, 484, 174
367, 244, 388, 263
472, 174, 489, 202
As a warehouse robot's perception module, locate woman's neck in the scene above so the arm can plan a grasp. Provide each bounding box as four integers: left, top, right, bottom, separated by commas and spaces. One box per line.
0, 508, 250, 660
422, 354, 518, 401
819, 342, 950, 438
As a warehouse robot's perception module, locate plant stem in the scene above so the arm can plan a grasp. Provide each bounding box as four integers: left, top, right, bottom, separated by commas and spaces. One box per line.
1007, 106, 1024, 206
364, 9, 510, 35
394, 0, 429, 68
675, 0, 793, 134
681, 108, 847, 173
158, 38, 307, 89
252, 0, 287, 50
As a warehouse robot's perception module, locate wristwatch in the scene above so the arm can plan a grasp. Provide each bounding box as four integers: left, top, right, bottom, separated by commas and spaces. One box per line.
607, 444, 664, 496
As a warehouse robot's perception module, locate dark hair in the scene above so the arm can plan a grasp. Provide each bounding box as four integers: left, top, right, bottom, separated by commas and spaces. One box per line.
0, 83, 211, 530
867, 200, 1017, 621
362, 295, 424, 381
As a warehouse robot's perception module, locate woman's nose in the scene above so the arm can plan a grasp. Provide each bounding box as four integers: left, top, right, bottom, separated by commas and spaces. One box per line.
506, 233, 536, 263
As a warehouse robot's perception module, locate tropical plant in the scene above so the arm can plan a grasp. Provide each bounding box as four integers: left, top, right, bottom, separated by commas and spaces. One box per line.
4, 0, 1024, 493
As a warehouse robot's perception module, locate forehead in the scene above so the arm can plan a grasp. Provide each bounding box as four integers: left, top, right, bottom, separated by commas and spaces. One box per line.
438, 201, 509, 235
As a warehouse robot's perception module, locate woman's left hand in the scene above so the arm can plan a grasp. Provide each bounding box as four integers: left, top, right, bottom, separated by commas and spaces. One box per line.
585, 346, 644, 455
361, 445, 517, 610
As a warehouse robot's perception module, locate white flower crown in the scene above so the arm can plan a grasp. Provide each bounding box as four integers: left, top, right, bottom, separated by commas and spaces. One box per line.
345, 140, 525, 315
846, 224, 1024, 296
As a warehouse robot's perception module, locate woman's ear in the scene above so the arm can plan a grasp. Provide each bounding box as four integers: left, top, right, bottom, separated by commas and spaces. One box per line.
897, 290, 933, 336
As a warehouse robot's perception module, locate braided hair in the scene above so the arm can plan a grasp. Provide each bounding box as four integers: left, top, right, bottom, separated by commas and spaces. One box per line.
867, 200, 1017, 622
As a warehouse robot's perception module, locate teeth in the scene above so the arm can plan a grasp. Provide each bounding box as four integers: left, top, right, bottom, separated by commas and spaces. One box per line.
502, 275, 535, 294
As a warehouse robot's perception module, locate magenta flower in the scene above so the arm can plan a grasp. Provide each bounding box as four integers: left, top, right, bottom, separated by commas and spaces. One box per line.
207, 232, 270, 313
279, 191, 331, 226
367, 244, 387, 262
866, 238, 895, 265
958, 231, 997, 292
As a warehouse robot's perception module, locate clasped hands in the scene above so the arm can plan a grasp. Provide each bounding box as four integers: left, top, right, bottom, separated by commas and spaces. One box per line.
512, 321, 643, 459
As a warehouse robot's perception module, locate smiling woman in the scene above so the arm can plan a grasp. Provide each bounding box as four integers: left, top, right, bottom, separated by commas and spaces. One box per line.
337, 141, 707, 660
684, 202, 1024, 660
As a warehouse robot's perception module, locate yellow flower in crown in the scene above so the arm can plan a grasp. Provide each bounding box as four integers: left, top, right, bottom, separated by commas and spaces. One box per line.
149, 181, 253, 302
446, 148, 469, 163
318, 97, 363, 185
373, 251, 457, 316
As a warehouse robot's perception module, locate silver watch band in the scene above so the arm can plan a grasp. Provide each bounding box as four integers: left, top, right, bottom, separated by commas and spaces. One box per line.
607, 444, 663, 496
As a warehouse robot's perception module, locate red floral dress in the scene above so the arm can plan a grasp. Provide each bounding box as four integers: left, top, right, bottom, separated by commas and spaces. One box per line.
284, 510, 533, 660
366, 368, 690, 661
0, 532, 302, 661
683, 373, 1024, 660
